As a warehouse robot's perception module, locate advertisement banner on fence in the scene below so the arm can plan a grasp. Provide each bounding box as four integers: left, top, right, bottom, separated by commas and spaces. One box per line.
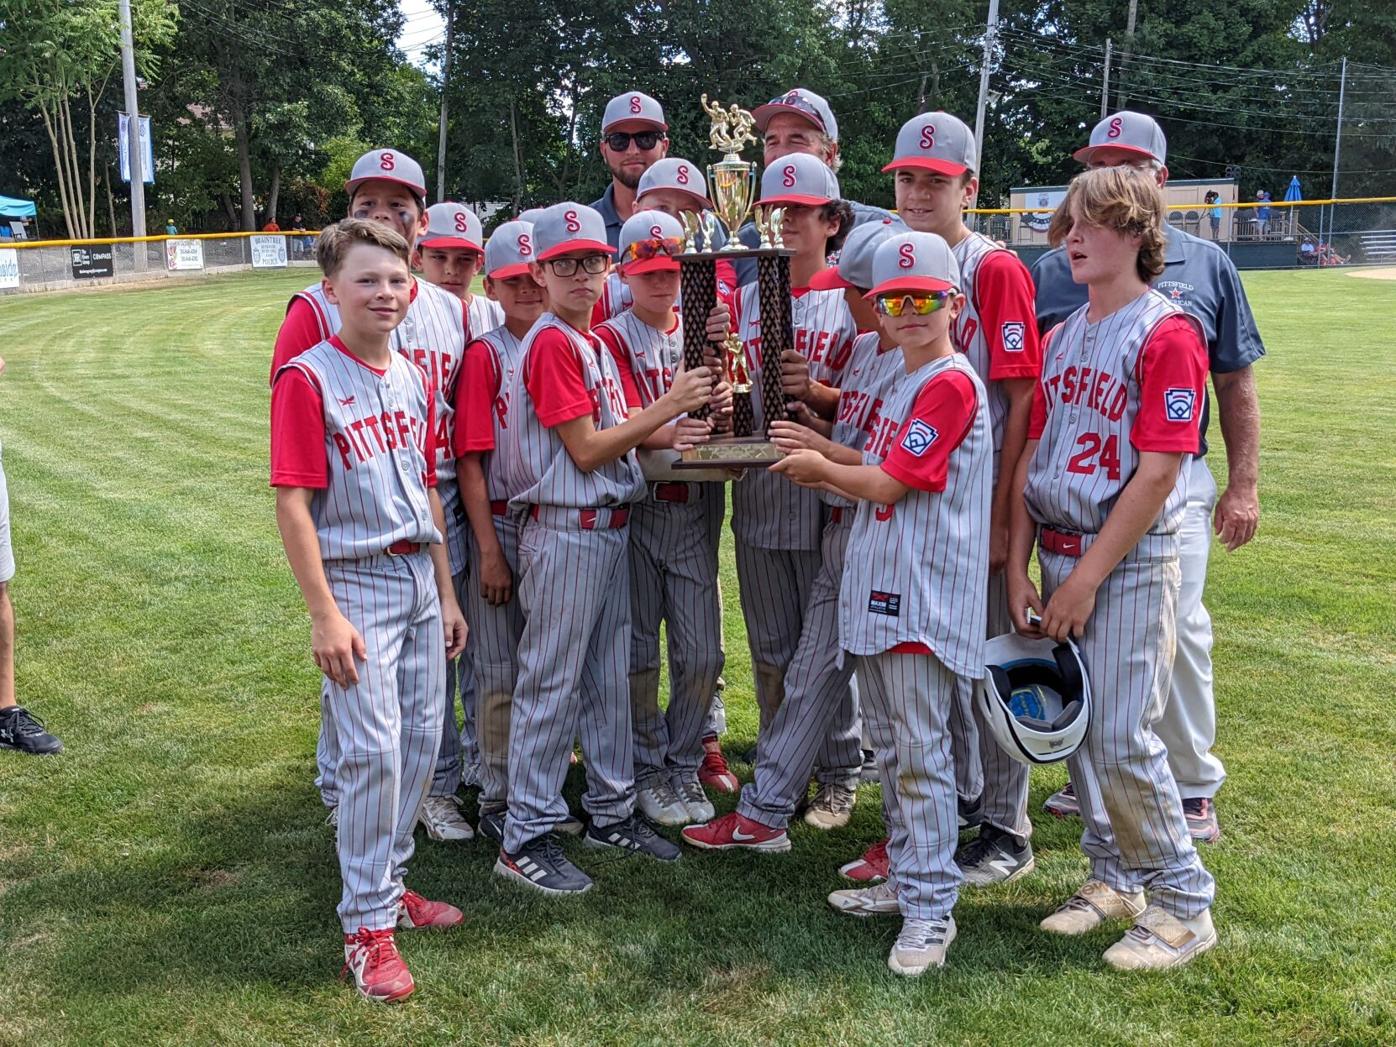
118, 113, 155, 184
0, 248, 18, 289
71, 246, 115, 279
250, 235, 288, 268
165, 239, 204, 271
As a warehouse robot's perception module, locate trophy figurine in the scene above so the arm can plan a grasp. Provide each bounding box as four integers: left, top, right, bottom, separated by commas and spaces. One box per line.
675, 95, 795, 471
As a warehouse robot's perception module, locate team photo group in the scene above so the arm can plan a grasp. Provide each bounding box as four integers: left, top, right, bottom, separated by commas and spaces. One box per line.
260, 83, 1264, 1002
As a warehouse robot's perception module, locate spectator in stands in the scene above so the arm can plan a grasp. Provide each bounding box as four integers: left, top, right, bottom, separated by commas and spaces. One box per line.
165, 219, 178, 236
1299, 237, 1317, 265
0, 355, 64, 757
291, 214, 309, 260
1205, 191, 1222, 240
262, 217, 281, 233
1255, 190, 1271, 238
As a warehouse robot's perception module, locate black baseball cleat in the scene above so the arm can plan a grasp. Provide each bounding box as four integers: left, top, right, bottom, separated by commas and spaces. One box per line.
584, 813, 681, 862
494, 833, 593, 896
0, 706, 64, 755
955, 824, 1035, 886
477, 810, 505, 845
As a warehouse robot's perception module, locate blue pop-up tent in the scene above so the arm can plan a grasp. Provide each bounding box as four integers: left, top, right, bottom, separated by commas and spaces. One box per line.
0, 195, 36, 218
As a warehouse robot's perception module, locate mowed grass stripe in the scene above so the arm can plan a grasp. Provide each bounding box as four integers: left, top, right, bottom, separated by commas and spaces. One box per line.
0, 268, 1393, 1045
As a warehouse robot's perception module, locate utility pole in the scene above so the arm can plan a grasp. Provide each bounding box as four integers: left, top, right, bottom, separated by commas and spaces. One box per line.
119, 0, 146, 269
1101, 38, 1113, 119
971, 0, 1000, 209
1324, 56, 1347, 247
435, 0, 456, 203
1116, 0, 1138, 110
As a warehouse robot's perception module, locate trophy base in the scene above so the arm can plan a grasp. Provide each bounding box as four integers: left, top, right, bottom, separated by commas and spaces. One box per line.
675, 436, 783, 470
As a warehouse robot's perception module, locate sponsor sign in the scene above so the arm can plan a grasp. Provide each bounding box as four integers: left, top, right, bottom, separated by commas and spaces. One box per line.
0, 248, 18, 289
165, 238, 204, 271
250, 235, 288, 268
71, 245, 115, 279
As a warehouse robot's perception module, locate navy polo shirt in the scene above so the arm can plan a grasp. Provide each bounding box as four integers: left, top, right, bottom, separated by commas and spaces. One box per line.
589, 184, 625, 249
1031, 224, 1266, 455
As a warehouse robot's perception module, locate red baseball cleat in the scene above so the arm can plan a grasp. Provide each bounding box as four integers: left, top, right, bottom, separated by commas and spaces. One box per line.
681, 811, 790, 852
396, 889, 464, 930
698, 735, 740, 794
342, 927, 414, 1003
838, 837, 889, 884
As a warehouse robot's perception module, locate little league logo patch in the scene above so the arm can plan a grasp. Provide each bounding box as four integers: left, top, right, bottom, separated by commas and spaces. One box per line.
1001, 321, 1025, 351
900, 418, 939, 457
1165, 387, 1197, 422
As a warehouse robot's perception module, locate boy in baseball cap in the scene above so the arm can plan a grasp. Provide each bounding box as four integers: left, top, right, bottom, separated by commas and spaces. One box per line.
1073, 110, 1168, 168
774, 231, 992, 975
268, 148, 473, 838
493, 203, 715, 895
872, 111, 1043, 889
592, 210, 733, 827
417, 202, 504, 337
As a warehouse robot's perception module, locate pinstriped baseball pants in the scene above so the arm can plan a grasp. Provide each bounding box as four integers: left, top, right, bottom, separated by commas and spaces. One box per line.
857, 650, 962, 921
464, 514, 524, 816
323, 552, 444, 932
738, 518, 862, 827
504, 517, 635, 854
429, 569, 478, 797
628, 493, 724, 786
1041, 551, 1215, 918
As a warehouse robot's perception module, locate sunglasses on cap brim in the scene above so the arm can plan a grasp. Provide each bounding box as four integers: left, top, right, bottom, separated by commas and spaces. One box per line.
621, 236, 684, 265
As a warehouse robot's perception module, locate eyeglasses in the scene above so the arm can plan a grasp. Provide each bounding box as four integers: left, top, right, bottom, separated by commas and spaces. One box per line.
874, 291, 956, 317
545, 254, 609, 277
622, 236, 684, 265
604, 131, 663, 152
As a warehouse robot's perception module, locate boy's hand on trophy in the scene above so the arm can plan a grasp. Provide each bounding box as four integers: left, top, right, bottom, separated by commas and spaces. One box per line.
704, 303, 731, 343
779, 349, 811, 400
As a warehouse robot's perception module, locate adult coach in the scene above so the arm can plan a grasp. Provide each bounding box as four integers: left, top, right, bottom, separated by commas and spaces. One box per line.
590, 91, 670, 248
0, 355, 64, 756
1031, 111, 1263, 842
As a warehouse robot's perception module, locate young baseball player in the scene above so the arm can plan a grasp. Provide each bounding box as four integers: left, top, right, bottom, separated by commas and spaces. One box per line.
590, 210, 729, 826
269, 149, 473, 843
729, 152, 864, 827
417, 201, 505, 340
494, 203, 715, 895
1007, 165, 1216, 971
876, 111, 1043, 885
772, 232, 992, 976
682, 219, 907, 852
270, 219, 468, 1002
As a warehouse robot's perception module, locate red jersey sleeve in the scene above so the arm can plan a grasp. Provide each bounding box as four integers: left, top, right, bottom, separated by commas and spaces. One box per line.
270, 296, 329, 385
880, 369, 980, 493
973, 250, 1042, 381
1027, 324, 1061, 440
592, 323, 644, 409
1132, 314, 1209, 454
524, 327, 595, 428
454, 338, 503, 456
269, 366, 328, 488
419, 366, 438, 488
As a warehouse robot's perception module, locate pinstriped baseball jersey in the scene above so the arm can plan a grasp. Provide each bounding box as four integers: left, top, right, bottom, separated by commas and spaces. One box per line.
1025, 290, 1205, 543
840, 353, 992, 677
593, 310, 682, 407
294, 279, 469, 567
469, 326, 528, 501
824, 331, 911, 509
467, 293, 505, 340
501, 314, 645, 509
731, 282, 858, 550
275, 341, 440, 560
951, 231, 1034, 461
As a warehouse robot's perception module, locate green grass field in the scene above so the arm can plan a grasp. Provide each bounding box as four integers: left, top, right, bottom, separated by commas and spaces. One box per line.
1, 268, 1394, 1046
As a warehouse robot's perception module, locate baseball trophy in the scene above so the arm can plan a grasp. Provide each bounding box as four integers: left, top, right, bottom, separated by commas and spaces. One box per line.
673, 95, 795, 471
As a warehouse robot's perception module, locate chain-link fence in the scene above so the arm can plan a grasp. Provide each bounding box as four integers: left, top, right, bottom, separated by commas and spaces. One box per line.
0, 231, 320, 296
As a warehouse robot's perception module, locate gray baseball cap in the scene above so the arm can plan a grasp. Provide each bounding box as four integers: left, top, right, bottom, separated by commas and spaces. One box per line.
602, 91, 667, 133
618, 210, 685, 274
532, 203, 614, 261
753, 87, 839, 141
883, 112, 977, 177
346, 148, 426, 200
636, 158, 711, 208
866, 232, 962, 298
756, 153, 840, 207
809, 218, 906, 291
420, 202, 484, 253
484, 220, 535, 279
1074, 111, 1168, 165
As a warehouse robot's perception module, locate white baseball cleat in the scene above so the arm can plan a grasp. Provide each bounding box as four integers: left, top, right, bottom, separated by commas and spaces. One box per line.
418, 796, 475, 841
673, 773, 716, 823
827, 881, 900, 917
637, 779, 691, 826
888, 915, 957, 976
1040, 879, 1146, 936
1103, 905, 1217, 971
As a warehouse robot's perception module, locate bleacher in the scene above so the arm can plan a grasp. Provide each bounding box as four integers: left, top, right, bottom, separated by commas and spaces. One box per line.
1359, 231, 1396, 263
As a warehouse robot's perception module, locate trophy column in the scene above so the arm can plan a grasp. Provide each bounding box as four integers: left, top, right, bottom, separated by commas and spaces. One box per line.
755, 251, 796, 431
678, 256, 716, 425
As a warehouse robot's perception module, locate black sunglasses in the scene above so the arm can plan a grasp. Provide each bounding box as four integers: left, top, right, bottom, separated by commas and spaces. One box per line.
604, 130, 664, 152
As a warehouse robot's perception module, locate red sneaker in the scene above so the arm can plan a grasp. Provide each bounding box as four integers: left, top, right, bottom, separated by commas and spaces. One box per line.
838, 837, 889, 884
396, 889, 464, 930
698, 735, 740, 794
342, 927, 414, 1003
681, 811, 790, 852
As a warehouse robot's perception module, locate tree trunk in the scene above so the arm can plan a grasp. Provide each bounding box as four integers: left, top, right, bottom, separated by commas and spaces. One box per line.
60, 96, 90, 239
231, 107, 256, 231
86, 88, 100, 239
106, 166, 118, 236
266, 164, 282, 226
509, 99, 524, 213
220, 194, 238, 226
38, 102, 78, 239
